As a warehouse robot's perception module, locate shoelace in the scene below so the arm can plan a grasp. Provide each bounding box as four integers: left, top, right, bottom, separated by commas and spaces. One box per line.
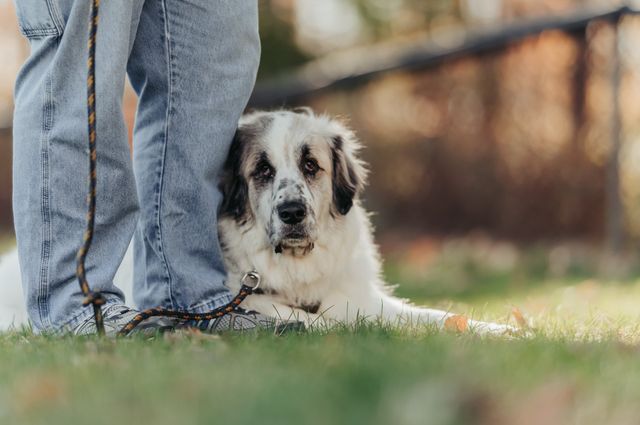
102, 305, 134, 318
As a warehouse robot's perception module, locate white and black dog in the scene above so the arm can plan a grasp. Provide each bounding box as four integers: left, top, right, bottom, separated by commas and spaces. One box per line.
0, 109, 513, 334
219, 108, 512, 334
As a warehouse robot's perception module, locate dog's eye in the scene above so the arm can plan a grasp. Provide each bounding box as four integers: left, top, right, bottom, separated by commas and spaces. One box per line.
303, 159, 319, 175
255, 163, 274, 180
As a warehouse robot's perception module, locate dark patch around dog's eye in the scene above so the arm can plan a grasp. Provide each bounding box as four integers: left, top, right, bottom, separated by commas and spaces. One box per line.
299, 144, 320, 178
303, 159, 319, 176
251, 152, 275, 185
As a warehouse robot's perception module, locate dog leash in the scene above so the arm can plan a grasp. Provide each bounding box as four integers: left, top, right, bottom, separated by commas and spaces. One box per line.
76, 0, 106, 335
77, 0, 259, 337
117, 272, 260, 336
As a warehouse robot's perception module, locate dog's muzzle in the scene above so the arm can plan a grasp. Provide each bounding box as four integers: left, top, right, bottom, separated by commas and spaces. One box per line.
271, 199, 316, 256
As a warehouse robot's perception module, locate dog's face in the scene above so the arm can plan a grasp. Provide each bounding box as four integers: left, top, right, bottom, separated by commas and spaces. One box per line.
220, 109, 366, 256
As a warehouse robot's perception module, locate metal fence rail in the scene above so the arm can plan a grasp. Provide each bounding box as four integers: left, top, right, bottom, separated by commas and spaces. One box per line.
249, 5, 639, 108
250, 4, 640, 251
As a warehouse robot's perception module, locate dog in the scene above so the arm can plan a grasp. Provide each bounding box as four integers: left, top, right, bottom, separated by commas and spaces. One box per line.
218, 108, 512, 334
0, 109, 513, 335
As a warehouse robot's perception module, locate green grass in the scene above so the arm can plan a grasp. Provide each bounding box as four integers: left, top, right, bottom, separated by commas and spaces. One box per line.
3, 322, 640, 425
3, 241, 640, 425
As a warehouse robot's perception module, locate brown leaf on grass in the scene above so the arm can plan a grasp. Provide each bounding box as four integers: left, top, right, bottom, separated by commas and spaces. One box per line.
444, 315, 469, 333
511, 307, 529, 329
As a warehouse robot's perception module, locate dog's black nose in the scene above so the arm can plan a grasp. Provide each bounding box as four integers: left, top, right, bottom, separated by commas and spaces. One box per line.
278, 201, 307, 225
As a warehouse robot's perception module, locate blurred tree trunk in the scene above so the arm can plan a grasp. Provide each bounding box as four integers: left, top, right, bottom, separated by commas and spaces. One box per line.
606, 19, 624, 253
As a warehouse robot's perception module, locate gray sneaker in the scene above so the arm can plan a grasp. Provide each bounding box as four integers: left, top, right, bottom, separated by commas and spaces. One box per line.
72, 304, 176, 337
177, 308, 305, 335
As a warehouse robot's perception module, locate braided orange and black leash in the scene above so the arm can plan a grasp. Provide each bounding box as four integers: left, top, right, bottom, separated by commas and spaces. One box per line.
78, 0, 259, 338
117, 272, 260, 337
76, 0, 106, 336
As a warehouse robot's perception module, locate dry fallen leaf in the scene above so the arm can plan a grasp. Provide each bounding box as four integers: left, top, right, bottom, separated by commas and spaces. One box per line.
444, 315, 469, 333
511, 307, 529, 329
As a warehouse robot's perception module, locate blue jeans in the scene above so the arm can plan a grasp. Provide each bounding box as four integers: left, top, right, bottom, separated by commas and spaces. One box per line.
12, 0, 259, 332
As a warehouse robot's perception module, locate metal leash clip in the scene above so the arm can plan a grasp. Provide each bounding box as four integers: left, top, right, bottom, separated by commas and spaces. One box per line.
241, 271, 261, 290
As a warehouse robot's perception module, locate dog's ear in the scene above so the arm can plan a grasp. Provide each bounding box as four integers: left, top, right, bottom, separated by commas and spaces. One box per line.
331, 134, 367, 216
219, 127, 250, 220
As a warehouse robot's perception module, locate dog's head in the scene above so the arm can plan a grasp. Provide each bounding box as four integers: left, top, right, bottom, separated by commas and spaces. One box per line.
219, 108, 367, 256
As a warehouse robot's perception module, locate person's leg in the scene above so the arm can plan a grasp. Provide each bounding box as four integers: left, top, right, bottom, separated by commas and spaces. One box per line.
12, 0, 144, 332
127, 0, 260, 312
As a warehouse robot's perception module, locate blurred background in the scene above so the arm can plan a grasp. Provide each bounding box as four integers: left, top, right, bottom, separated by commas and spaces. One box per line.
1, 0, 640, 300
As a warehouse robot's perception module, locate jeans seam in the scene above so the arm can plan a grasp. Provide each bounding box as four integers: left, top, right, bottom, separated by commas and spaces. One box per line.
19, 27, 60, 38
46, 0, 65, 35
158, 0, 175, 308
38, 72, 55, 330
